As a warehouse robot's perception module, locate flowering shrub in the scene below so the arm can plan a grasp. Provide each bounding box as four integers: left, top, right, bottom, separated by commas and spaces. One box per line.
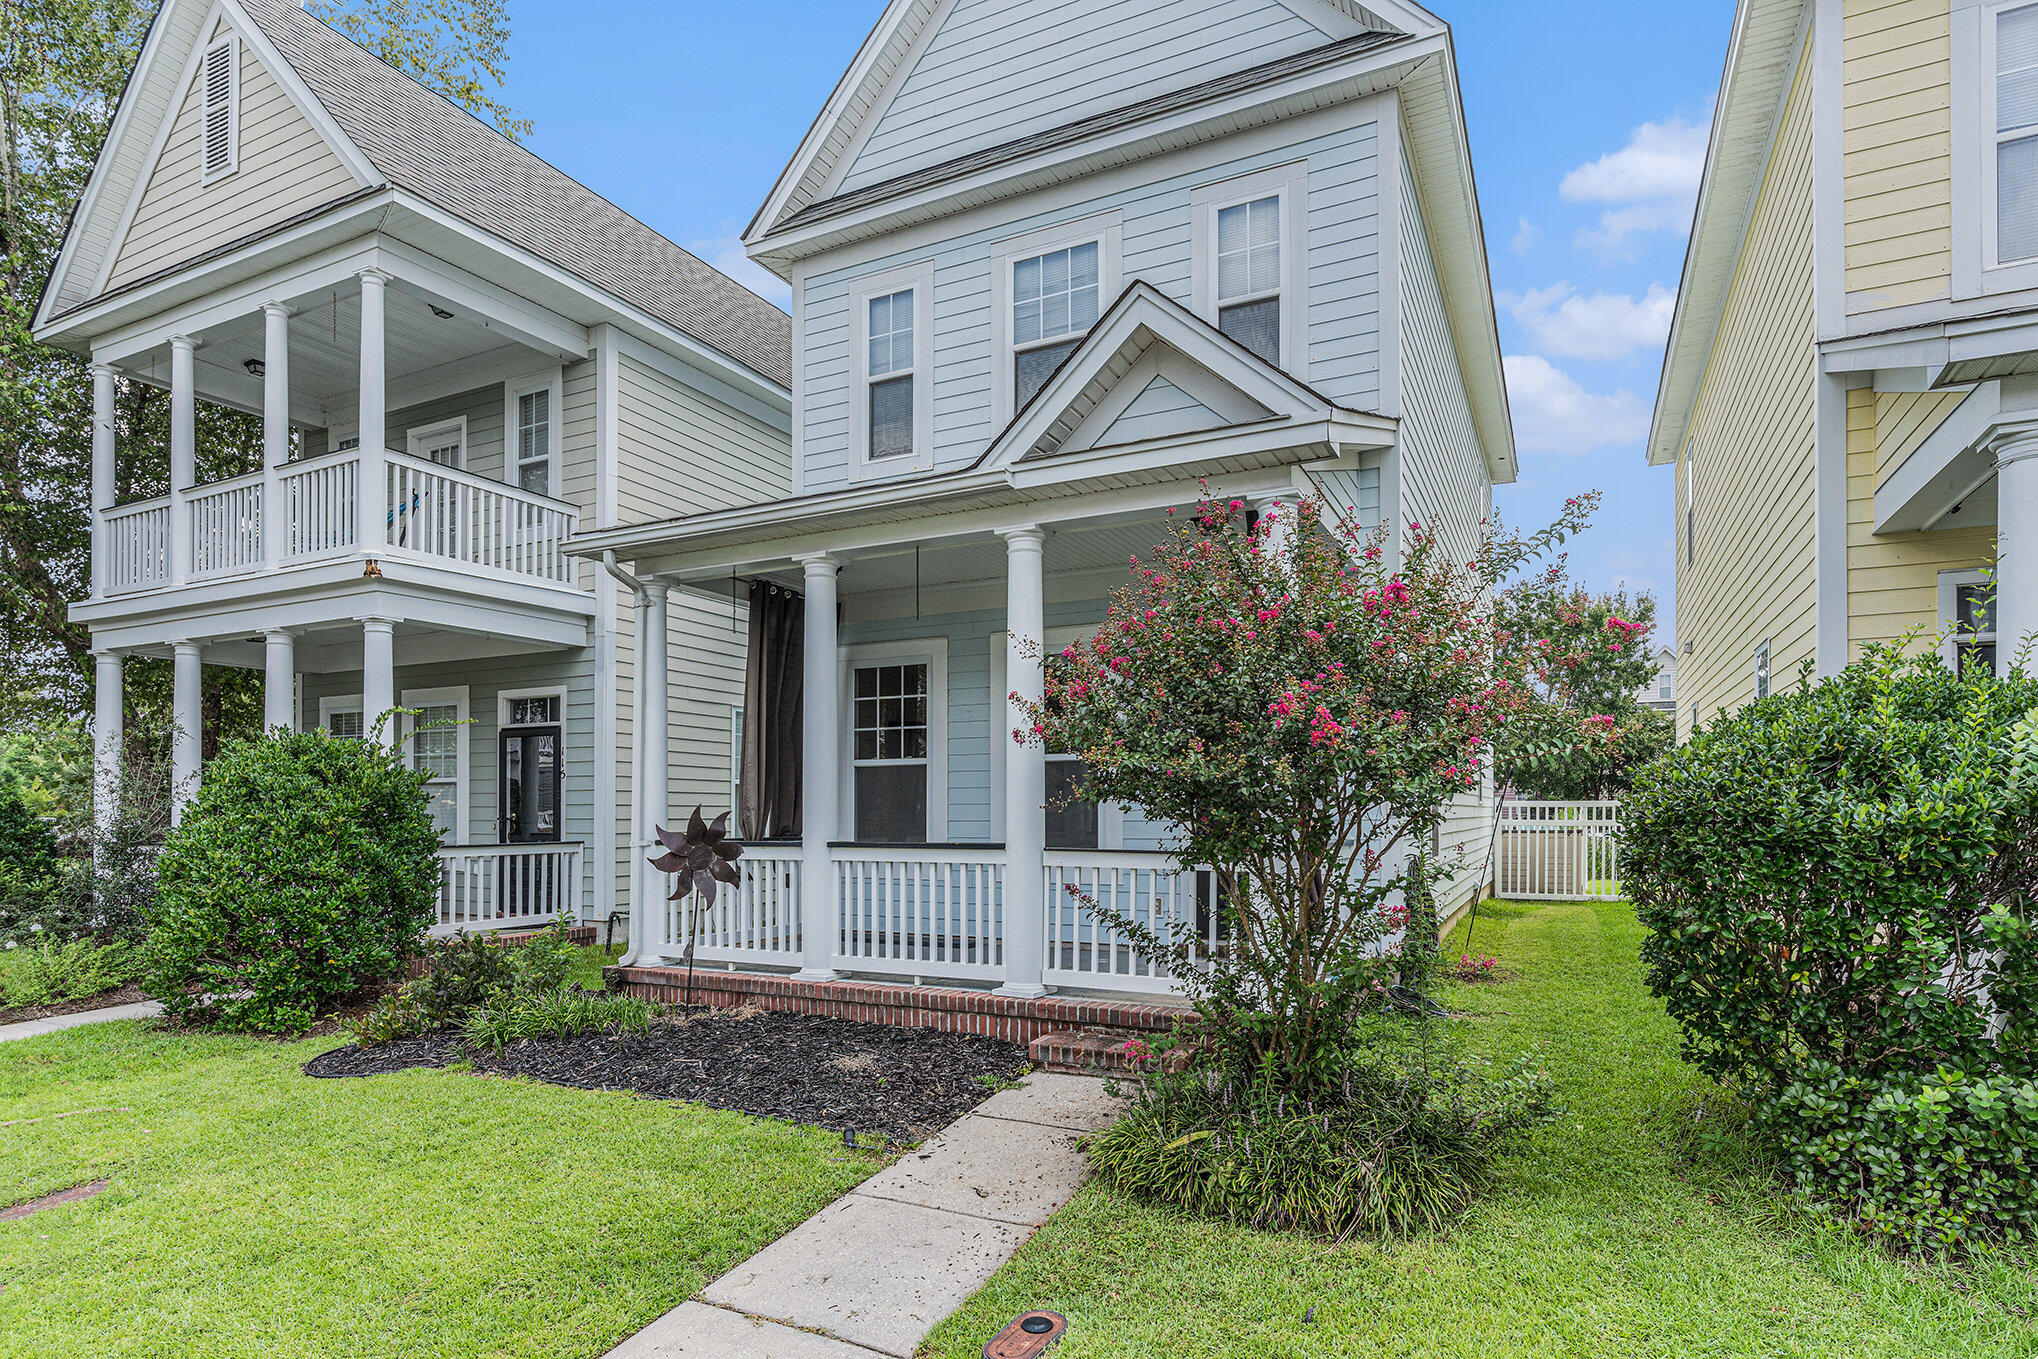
1452, 954, 1500, 983
1017, 492, 1605, 1093
1625, 647, 2038, 1248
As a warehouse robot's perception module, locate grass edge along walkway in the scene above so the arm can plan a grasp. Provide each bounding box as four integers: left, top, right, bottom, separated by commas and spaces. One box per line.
918, 899, 2038, 1359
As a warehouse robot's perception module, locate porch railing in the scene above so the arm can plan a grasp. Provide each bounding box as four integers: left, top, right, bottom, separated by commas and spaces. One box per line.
434, 842, 583, 936
1493, 801, 1623, 901
664, 842, 804, 965
834, 846, 1006, 982
1043, 850, 1222, 994
100, 449, 580, 596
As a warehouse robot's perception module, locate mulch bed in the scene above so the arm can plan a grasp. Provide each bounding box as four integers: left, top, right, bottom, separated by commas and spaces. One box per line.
304, 1006, 1029, 1142
0, 984, 148, 1028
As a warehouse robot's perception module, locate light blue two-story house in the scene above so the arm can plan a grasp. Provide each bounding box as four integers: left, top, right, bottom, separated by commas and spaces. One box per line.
582, 0, 1517, 1000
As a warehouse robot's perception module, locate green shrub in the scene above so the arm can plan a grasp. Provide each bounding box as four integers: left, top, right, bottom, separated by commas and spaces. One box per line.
0, 937, 140, 1009
349, 922, 596, 1044
145, 730, 440, 1034
461, 987, 654, 1052
1624, 647, 2038, 1247
0, 783, 64, 939
1089, 1037, 1557, 1238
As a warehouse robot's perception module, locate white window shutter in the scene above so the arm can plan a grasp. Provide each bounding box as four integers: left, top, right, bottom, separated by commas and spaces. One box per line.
202, 39, 237, 182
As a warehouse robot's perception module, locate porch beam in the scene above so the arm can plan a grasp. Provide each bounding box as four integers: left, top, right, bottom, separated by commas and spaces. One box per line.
795, 554, 841, 982
998, 526, 1048, 998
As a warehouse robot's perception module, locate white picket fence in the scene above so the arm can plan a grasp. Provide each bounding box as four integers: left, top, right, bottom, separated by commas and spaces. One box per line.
1492, 801, 1623, 901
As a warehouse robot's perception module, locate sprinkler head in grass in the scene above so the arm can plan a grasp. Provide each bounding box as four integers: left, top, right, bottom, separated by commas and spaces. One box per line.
984, 1311, 1066, 1357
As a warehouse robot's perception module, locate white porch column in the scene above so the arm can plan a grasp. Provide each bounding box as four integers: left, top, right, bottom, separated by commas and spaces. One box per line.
91, 364, 115, 598
93, 649, 123, 840
361, 617, 396, 748
999, 526, 1048, 998
634, 582, 671, 967
1994, 424, 2038, 678
170, 640, 202, 826
1255, 491, 1304, 566
262, 302, 291, 572
357, 269, 389, 555
263, 629, 296, 733
168, 336, 196, 586
796, 554, 841, 982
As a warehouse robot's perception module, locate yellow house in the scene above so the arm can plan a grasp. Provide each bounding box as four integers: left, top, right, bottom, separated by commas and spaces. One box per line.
1651, 0, 2038, 737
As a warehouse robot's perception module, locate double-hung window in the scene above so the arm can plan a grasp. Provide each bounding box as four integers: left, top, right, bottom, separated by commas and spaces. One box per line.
515, 387, 552, 495
1941, 570, 1999, 675
1997, 4, 2038, 265
405, 690, 468, 842
852, 662, 930, 842
1012, 242, 1100, 411
867, 289, 917, 462
1216, 196, 1283, 365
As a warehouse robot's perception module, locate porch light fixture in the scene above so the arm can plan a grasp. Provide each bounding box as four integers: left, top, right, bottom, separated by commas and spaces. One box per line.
983, 1311, 1067, 1357
243, 358, 265, 377
429, 304, 455, 320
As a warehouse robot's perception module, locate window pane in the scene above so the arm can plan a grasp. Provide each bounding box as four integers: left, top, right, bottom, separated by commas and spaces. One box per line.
1045, 759, 1099, 850
2003, 3, 2038, 126
1218, 202, 1248, 255
855, 764, 927, 843
508, 696, 560, 726
1014, 298, 1042, 346
1218, 251, 1250, 301
1960, 641, 2000, 677
1219, 297, 1281, 366
1956, 583, 1997, 637
1011, 242, 1100, 350
2002, 64, 2038, 134
425, 783, 458, 840
1014, 256, 1041, 302
1015, 338, 1081, 411
327, 709, 364, 741
2001, 135, 2038, 263
870, 375, 915, 459
414, 704, 459, 778
869, 289, 913, 377
1217, 196, 1280, 302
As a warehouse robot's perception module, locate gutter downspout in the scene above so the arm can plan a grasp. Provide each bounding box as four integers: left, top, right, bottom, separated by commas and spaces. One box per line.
605, 551, 652, 968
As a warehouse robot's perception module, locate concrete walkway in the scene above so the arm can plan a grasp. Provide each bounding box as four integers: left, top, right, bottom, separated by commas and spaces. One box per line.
0, 1000, 163, 1044
605, 1072, 1125, 1358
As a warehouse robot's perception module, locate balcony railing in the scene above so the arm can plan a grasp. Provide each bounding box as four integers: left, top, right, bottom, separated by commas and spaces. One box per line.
650, 844, 1218, 996
101, 448, 580, 596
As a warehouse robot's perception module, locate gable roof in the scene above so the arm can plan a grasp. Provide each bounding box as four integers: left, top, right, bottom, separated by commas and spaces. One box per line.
40, 0, 791, 390
1645, 0, 1809, 466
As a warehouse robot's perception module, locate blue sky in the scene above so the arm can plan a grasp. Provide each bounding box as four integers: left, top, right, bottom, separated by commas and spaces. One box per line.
502, 0, 1736, 641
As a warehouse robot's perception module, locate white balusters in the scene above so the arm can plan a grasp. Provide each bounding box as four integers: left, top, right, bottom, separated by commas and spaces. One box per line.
101, 498, 171, 594
187, 473, 264, 580
433, 843, 584, 936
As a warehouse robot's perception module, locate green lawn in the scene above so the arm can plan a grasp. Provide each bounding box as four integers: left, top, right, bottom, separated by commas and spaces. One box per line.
0, 1020, 876, 1358
923, 899, 2038, 1358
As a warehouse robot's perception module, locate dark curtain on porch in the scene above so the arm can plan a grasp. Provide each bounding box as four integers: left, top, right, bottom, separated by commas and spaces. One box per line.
739, 581, 804, 841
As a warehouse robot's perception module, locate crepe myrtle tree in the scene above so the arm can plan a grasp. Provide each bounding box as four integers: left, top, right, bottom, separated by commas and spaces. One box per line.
1015, 492, 1607, 1088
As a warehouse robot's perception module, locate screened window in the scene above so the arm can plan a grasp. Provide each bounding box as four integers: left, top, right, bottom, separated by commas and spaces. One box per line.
1217, 196, 1282, 365
1013, 242, 1099, 410
412, 703, 461, 840
516, 389, 552, 495
1999, 5, 2038, 263
867, 289, 916, 461
1954, 581, 1998, 677
853, 663, 929, 842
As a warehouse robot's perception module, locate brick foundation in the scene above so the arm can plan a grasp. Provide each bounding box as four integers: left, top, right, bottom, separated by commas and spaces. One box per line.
604, 963, 1193, 1048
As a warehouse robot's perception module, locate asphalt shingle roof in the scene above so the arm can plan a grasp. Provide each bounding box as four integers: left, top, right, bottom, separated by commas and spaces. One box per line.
241, 0, 791, 389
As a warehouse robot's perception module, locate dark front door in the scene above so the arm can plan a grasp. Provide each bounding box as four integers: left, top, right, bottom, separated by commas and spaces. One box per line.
499, 726, 562, 844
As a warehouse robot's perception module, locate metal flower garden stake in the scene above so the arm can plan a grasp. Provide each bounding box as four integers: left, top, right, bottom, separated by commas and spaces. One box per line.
648, 807, 744, 1004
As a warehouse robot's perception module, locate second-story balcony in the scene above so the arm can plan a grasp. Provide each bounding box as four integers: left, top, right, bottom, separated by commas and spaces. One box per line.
100, 445, 579, 596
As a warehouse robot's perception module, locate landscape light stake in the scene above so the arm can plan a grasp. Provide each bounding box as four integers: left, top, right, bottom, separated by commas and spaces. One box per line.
648, 807, 745, 1005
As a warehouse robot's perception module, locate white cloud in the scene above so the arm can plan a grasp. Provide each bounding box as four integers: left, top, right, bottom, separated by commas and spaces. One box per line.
1510, 216, 1542, 256
1503, 355, 1652, 454
1501, 282, 1677, 362
1559, 115, 1709, 261
687, 234, 792, 308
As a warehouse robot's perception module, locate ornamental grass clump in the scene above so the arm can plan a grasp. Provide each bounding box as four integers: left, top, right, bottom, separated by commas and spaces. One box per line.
1625, 646, 2038, 1250
146, 729, 441, 1034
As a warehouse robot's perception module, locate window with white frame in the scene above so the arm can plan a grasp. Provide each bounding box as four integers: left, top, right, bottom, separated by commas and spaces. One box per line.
1012, 242, 1100, 411
1941, 570, 1999, 675
866, 289, 917, 461
514, 386, 553, 495
1041, 653, 1098, 850
201, 36, 239, 183
1216, 195, 1283, 365
851, 662, 929, 842
320, 698, 364, 741
1997, 4, 2038, 265
504, 693, 561, 727
405, 690, 468, 842
407, 418, 465, 469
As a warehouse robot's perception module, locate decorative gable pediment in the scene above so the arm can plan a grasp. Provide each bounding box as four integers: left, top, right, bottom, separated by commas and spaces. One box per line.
752, 0, 1441, 238
38, 0, 375, 325
981, 280, 1352, 469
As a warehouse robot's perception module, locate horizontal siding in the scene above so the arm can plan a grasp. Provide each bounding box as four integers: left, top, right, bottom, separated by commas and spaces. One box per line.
802, 116, 1380, 493
1846, 386, 1993, 656
560, 359, 599, 589
1678, 43, 1819, 741
616, 354, 792, 524
1101, 376, 1220, 444
1842, 0, 1952, 312
108, 29, 358, 290
838, 0, 1329, 194
389, 385, 505, 482
1394, 154, 1485, 570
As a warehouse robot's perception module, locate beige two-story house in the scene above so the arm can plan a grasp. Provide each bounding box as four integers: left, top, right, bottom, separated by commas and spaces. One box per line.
1652, 0, 2038, 735
37, 0, 794, 935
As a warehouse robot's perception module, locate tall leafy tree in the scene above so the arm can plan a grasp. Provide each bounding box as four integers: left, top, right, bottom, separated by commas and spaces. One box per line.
0, 0, 531, 732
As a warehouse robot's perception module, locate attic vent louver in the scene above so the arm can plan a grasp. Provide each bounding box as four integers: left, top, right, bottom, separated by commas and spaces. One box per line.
201, 37, 238, 182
